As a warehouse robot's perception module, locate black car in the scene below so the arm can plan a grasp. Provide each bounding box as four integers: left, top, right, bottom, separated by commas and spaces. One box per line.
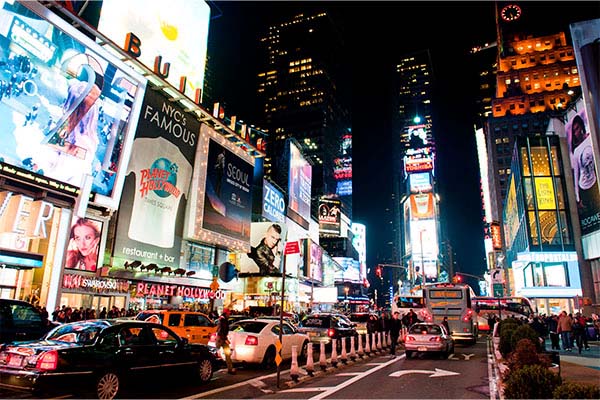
297, 313, 358, 348
0, 299, 57, 344
0, 319, 219, 399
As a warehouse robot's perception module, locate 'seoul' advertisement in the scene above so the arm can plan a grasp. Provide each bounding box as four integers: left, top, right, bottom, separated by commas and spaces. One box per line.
113, 88, 198, 268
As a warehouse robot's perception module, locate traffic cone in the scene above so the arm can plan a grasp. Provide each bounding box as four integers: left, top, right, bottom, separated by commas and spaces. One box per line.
290, 345, 300, 382
377, 332, 383, 351
331, 339, 338, 367
340, 337, 348, 364
357, 333, 364, 357
350, 336, 357, 361
319, 341, 327, 371
305, 342, 314, 376
365, 333, 371, 354
372, 333, 377, 353
387, 332, 392, 347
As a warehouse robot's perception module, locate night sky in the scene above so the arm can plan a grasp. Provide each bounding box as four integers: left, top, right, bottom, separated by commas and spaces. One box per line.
206, 1, 600, 283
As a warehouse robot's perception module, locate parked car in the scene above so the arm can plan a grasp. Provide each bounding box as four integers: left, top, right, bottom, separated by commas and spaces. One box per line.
348, 312, 375, 336
0, 319, 219, 399
0, 299, 57, 344
208, 318, 309, 367
135, 309, 217, 345
297, 313, 358, 348
404, 322, 455, 359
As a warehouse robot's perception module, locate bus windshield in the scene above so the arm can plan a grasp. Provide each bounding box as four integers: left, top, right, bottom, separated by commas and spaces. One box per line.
391, 294, 427, 320
473, 296, 534, 332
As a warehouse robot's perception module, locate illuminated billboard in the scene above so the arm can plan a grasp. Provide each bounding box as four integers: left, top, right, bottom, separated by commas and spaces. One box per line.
404, 147, 434, 176
336, 180, 352, 196
318, 198, 341, 236
409, 172, 432, 193
333, 157, 352, 180
409, 193, 435, 220
238, 222, 287, 275
185, 124, 255, 253
97, 0, 210, 101
409, 219, 438, 259
0, 1, 146, 209
408, 124, 429, 149
262, 179, 285, 224
288, 141, 312, 227
300, 239, 323, 283
113, 88, 197, 269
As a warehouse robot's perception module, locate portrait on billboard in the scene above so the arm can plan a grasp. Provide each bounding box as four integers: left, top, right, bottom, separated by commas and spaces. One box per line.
567, 109, 600, 235
65, 217, 103, 272
238, 222, 288, 276
0, 2, 144, 200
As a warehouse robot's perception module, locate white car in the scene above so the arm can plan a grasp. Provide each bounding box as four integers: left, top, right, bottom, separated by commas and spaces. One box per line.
209, 318, 309, 367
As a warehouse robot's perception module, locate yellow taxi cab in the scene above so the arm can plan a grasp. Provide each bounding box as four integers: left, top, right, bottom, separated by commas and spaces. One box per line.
135, 310, 217, 345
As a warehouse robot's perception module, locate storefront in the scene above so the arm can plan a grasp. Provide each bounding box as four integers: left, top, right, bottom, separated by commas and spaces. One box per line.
60, 272, 130, 312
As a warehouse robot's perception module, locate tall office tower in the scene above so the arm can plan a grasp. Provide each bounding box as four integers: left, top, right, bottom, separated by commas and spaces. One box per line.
486, 2, 581, 222
391, 50, 441, 288
256, 10, 352, 219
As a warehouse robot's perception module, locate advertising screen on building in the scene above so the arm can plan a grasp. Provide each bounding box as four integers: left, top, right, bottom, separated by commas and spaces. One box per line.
238, 222, 287, 275
409, 219, 438, 258
185, 124, 254, 253
288, 141, 312, 226
333, 257, 360, 282
408, 124, 429, 149
0, 1, 146, 209
409, 193, 435, 220
318, 198, 341, 236
262, 179, 285, 224
336, 180, 352, 196
65, 217, 103, 273
409, 172, 432, 193
113, 88, 197, 269
97, 0, 210, 101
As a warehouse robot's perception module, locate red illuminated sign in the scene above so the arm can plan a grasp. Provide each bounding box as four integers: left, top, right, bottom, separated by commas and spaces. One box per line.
135, 282, 225, 299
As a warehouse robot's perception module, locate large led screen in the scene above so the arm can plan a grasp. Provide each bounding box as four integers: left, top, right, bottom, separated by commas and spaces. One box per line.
262, 179, 285, 224
0, 2, 146, 209
409, 219, 438, 259
97, 0, 210, 101
112, 88, 198, 269
185, 124, 255, 253
318, 198, 341, 236
238, 222, 287, 275
288, 141, 312, 225
65, 217, 103, 273
409, 193, 435, 220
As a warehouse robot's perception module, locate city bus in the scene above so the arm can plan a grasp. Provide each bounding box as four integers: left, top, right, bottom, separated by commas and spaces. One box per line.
391, 292, 428, 321
421, 282, 478, 344
473, 296, 535, 332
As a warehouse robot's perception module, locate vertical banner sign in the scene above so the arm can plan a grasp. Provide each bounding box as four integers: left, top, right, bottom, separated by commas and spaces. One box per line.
288, 141, 312, 227
113, 89, 198, 268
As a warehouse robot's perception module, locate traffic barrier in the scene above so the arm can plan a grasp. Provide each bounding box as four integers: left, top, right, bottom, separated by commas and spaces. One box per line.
387, 332, 392, 347
305, 342, 314, 376
357, 333, 364, 357
350, 336, 357, 361
290, 345, 300, 382
401, 327, 407, 343
372, 333, 377, 353
377, 332, 383, 351
340, 337, 348, 364
365, 332, 371, 354
331, 338, 338, 367
319, 341, 327, 371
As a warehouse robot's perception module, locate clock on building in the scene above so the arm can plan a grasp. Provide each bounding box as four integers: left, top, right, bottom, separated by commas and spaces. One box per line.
501, 4, 522, 22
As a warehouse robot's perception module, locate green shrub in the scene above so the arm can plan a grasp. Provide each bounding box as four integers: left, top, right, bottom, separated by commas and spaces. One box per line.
506, 338, 551, 374
552, 381, 600, 399
510, 324, 543, 352
503, 364, 562, 399
499, 320, 520, 357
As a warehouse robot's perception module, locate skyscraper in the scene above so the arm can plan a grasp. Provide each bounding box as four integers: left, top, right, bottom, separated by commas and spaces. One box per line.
256, 10, 352, 219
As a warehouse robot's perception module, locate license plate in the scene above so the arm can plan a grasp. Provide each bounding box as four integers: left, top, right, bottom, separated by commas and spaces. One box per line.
308, 332, 317, 337
417, 346, 427, 352
8, 355, 23, 367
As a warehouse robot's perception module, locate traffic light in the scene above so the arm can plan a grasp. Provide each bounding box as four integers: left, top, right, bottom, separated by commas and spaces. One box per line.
375, 265, 382, 278
452, 274, 462, 284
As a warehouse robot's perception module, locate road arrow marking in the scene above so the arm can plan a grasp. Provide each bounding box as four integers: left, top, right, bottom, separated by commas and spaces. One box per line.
448, 354, 458, 360
463, 353, 475, 360
389, 368, 460, 378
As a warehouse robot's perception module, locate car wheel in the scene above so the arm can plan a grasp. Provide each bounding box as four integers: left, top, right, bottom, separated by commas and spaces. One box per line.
299, 341, 308, 361
96, 371, 120, 400
262, 346, 276, 368
197, 358, 214, 383
405, 350, 413, 359
449, 343, 455, 355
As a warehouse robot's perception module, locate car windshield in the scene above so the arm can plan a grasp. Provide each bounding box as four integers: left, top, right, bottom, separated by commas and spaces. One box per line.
136, 313, 163, 324
409, 324, 442, 335
46, 321, 108, 344
349, 314, 370, 323
231, 321, 267, 333
301, 316, 330, 328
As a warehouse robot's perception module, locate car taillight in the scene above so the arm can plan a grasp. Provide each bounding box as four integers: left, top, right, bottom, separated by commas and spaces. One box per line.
462, 309, 473, 322
327, 328, 335, 337
429, 336, 442, 342
421, 310, 433, 322
209, 333, 217, 343
245, 335, 258, 346
405, 336, 415, 342
36, 350, 58, 371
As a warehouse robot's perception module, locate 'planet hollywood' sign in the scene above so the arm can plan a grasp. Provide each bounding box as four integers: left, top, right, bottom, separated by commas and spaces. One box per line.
135, 282, 225, 300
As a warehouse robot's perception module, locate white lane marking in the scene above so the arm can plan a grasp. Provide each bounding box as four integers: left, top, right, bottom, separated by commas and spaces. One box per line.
487, 338, 501, 400
447, 354, 458, 360
309, 355, 405, 400
336, 372, 362, 376
389, 368, 459, 378
366, 362, 384, 365
463, 353, 475, 360
181, 370, 280, 399
281, 387, 336, 393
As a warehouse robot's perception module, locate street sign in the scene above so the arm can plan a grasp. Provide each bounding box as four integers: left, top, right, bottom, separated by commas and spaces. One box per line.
493, 283, 504, 297
491, 268, 503, 284
275, 339, 283, 366
284, 241, 300, 255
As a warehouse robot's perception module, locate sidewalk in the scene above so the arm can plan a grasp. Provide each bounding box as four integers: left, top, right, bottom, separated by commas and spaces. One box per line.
544, 339, 600, 387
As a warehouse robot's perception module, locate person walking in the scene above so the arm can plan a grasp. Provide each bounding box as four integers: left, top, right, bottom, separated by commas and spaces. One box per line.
546, 314, 561, 350
217, 309, 235, 374
557, 310, 573, 351
389, 311, 402, 358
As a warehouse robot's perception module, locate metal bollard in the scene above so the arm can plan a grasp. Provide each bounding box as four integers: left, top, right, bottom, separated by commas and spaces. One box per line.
365, 332, 371, 354
340, 337, 348, 364
290, 345, 300, 382
358, 333, 364, 357
305, 342, 314, 376
350, 336, 357, 361
331, 338, 338, 367
319, 341, 327, 371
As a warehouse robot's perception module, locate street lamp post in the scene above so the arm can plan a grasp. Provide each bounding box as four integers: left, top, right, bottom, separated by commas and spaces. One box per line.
419, 229, 426, 286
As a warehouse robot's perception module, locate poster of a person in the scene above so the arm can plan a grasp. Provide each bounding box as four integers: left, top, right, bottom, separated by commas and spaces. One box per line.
65, 217, 102, 272
239, 222, 288, 275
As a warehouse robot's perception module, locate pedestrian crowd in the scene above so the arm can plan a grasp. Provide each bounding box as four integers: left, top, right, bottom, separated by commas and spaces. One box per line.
51, 305, 137, 323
